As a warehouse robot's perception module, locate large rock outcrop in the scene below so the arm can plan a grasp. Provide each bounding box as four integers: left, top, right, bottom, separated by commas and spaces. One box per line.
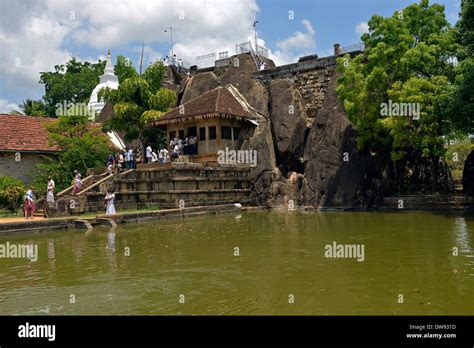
303, 76, 383, 209
220, 54, 270, 117
180, 71, 219, 104
463, 150, 474, 196
269, 79, 308, 173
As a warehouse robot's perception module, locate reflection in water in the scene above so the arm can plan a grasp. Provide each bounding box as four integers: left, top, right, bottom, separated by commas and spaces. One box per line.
454, 216, 472, 253
0, 211, 472, 315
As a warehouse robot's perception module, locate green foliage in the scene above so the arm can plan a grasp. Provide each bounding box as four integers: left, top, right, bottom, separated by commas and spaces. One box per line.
100, 61, 176, 156
445, 136, 474, 180
448, 0, 474, 133
33, 114, 112, 195
39, 58, 105, 117
114, 55, 138, 83
0, 176, 26, 213
15, 99, 48, 117
336, 0, 461, 191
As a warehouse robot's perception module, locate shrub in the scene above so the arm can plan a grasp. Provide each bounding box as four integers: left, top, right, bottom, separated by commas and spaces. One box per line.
0, 176, 26, 213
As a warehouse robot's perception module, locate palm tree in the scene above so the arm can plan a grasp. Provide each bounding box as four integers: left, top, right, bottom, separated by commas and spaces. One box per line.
14, 99, 48, 117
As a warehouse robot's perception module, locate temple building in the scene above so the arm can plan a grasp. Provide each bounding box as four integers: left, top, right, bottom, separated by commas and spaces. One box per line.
88, 49, 125, 150
150, 85, 263, 155
88, 49, 119, 118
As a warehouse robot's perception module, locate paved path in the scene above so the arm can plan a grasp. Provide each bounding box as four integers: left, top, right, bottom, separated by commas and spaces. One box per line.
0, 217, 45, 224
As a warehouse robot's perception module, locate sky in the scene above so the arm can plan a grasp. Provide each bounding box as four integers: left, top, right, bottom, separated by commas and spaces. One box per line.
0, 0, 462, 113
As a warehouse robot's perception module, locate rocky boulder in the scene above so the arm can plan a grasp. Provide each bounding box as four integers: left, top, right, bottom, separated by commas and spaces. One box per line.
269, 79, 308, 173
180, 71, 219, 104
303, 76, 383, 209
220, 54, 270, 117
463, 150, 474, 196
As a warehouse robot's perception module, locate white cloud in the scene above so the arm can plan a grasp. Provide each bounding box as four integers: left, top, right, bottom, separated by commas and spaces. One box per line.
0, 0, 259, 102
270, 19, 316, 66
355, 21, 369, 36
0, 99, 20, 113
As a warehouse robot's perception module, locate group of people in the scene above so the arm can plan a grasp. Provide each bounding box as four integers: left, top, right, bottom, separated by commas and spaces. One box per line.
145, 144, 170, 163
107, 148, 139, 174
170, 135, 198, 159
163, 54, 186, 73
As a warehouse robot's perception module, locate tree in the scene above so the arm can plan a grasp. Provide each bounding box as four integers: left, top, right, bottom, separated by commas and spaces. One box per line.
99, 61, 176, 158
336, 0, 459, 192
115, 55, 138, 83
39, 58, 106, 117
449, 0, 474, 133
32, 113, 113, 195
15, 99, 48, 117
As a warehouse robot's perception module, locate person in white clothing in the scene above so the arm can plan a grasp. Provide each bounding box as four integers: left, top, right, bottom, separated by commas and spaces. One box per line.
146, 144, 153, 163
46, 176, 55, 203
151, 151, 158, 162
105, 189, 116, 215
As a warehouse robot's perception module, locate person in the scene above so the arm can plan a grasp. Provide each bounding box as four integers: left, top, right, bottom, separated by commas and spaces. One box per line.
128, 148, 135, 169
72, 172, 82, 195
104, 189, 116, 215
23, 189, 35, 219
151, 150, 158, 163
183, 136, 189, 155
146, 144, 153, 163
163, 147, 169, 162
107, 153, 114, 166
188, 135, 195, 155
117, 152, 124, 173
46, 176, 55, 203
158, 148, 164, 163
124, 149, 130, 170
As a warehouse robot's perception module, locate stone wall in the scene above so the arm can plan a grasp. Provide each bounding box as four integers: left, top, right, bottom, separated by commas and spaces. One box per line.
0, 152, 54, 185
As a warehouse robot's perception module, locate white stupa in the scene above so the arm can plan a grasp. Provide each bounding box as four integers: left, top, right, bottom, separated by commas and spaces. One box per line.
88, 49, 119, 118
88, 49, 125, 150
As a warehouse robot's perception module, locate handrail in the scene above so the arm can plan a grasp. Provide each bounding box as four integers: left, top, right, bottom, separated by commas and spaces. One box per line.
57, 175, 93, 197
78, 174, 114, 196
247, 41, 260, 69
78, 168, 135, 196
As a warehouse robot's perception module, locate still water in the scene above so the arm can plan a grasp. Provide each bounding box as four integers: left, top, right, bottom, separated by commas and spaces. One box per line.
0, 211, 473, 315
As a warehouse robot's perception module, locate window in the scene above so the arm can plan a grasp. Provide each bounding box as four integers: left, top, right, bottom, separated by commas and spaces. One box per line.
169, 131, 176, 140
221, 126, 232, 140
233, 127, 241, 141
209, 126, 216, 140
187, 126, 197, 137
199, 127, 206, 141
179, 130, 184, 139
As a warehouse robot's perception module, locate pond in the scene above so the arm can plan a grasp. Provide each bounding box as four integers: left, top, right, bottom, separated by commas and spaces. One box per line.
0, 211, 473, 315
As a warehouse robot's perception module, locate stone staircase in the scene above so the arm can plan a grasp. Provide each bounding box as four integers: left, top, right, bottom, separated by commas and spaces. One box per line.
58, 162, 254, 214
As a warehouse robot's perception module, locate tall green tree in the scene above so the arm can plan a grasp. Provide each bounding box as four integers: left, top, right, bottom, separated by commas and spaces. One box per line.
115, 55, 138, 83
17, 99, 48, 117
336, 0, 459, 192
99, 61, 176, 158
450, 0, 474, 133
33, 114, 112, 195
39, 58, 106, 117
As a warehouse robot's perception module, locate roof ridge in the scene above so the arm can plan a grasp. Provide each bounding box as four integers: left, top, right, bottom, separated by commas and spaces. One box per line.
215, 87, 221, 112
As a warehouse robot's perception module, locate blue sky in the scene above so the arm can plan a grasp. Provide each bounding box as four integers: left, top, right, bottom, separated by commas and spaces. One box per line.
0, 0, 462, 111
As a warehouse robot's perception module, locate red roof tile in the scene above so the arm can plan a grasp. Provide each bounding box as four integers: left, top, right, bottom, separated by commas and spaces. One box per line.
150, 86, 253, 126
0, 114, 60, 152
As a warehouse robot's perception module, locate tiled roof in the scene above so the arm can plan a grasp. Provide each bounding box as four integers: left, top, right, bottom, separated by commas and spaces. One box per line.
150, 85, 254, 126
0, 114, 60, 152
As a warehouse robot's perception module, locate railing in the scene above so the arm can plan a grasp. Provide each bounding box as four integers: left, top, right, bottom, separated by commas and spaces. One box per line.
255, 44, 269, 58
340, 43, 365, 54
236, 41, 261, 69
